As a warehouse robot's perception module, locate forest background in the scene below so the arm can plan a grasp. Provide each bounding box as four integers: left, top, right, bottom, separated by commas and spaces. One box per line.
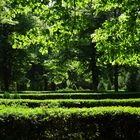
0, 0, 140, 92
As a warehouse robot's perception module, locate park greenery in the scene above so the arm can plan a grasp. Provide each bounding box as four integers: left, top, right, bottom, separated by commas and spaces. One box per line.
0, 0, 140, 92
0, 104, 139, 139
0, 1, 140, 139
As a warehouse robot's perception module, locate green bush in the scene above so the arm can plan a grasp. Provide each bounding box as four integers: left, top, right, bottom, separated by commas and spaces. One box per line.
2, 92, 11, 99
0, 98, 140, 108
0, 106, 139, 140
0, 92, 139, 100
11, 93, 21, 99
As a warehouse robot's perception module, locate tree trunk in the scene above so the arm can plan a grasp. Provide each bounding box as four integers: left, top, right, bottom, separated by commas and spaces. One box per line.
114, 64, 119, 92
107, 64, 114, 90
91, 65, 99, 91
2, 49, 11, 91
3, 67, 10, 91
1, 24, 13, 91
2, 43, 11, 91
91, 44, 99, 91
44, 78, 48, 91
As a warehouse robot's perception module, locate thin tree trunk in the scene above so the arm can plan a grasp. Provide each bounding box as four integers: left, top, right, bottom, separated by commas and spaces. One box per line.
91, 65, 99, 91
107, 64, 114, 90
2, 44, 11, 91
1, 24, 12, 91
91, 44, 99, 91
44, 78, 48, 91
3, 74, 10, 91
114, 64, 119, 92
3, 55, 11, 91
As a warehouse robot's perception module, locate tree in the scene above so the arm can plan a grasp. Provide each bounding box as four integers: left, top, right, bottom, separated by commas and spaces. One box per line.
0, 0, 49, 91
91, 0, 140, 92
41, 0, 108, 90
0, 0, 19, 90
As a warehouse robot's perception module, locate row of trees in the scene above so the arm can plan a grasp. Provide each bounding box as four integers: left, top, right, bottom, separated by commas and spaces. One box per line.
0, 0, 140, 91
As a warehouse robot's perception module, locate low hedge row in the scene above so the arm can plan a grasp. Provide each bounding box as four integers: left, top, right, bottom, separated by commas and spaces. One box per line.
0, 90, 127, 94
1, 98, 140, 108
1, 92, 140, 99
0, 106, 139, 140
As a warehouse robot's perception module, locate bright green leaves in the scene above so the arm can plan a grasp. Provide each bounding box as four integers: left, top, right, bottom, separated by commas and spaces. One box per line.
93, 0, 122, 15
91, 0, 140, 65
12, 27, 48, 51
0, 0, 18, 25
4, 1, 50, 53
1, 0, 140, 66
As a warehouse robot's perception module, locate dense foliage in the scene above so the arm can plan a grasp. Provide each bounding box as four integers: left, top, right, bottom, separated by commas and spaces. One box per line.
0, 98, 140, 108
1, 92, 140, 99
0, 106, 139, 139
1, 1, 140, 138
0, 0, 140, 92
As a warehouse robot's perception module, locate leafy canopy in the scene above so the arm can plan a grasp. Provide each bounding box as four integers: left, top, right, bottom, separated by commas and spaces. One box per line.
91, 0, 140, 65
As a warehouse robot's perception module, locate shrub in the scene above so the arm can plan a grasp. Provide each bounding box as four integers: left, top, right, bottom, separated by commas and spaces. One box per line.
0, 106, 139, 140
1, 92, 139, 100
11, 93, 21, 99
2, 92, 11, 99
0, 98, 140, 108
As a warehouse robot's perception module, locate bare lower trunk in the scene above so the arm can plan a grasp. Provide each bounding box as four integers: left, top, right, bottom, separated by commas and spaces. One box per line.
91, 44, 99, 91
114, 64, 119, 92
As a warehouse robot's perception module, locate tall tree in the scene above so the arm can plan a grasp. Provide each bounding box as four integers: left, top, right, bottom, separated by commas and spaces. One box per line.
91, 0, 140, 92
0, 0, 50, 91
42, 0, 107, 90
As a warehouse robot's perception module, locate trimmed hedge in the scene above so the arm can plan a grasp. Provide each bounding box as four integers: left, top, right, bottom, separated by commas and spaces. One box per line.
0, 106, 139, 140
0, 98, 140, 108
1, 92, 140, 100
0, 90, 127, 94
